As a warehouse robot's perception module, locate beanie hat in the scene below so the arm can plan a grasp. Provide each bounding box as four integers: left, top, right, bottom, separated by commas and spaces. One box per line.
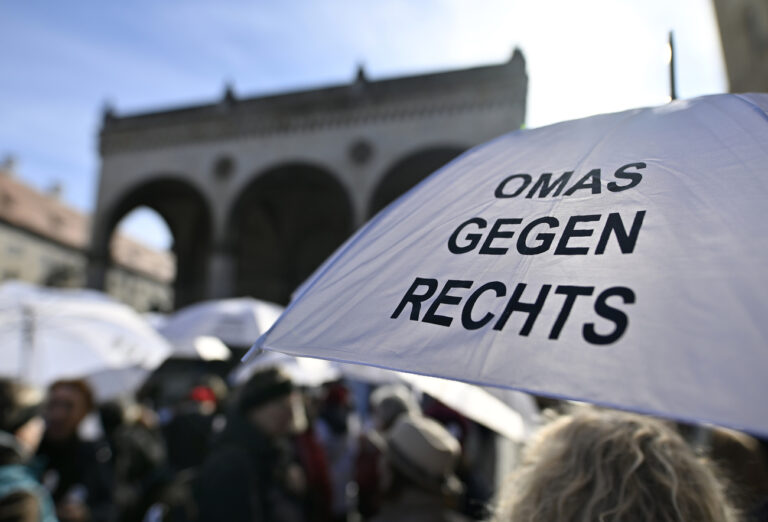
239, 367, 293, 412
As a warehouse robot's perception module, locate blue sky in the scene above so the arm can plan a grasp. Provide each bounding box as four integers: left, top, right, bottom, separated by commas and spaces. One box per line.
0, 0, 726, 250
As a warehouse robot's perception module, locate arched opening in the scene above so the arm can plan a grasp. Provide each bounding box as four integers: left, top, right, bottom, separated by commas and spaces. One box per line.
109, 207, 175, 312
227, 164, 353, 305
369, 146, 467, 217
92, 178, 212, 310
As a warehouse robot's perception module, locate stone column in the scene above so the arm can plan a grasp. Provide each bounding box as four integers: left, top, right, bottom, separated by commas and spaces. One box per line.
86, 251, 108, 291
206, 246, 236, 299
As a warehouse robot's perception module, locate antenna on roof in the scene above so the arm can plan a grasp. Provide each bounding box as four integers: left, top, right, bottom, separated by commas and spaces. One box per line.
0, 155, 16, 176
355, 63, 368, 84
102, 100, 116, 124
223, 82, 237, 105
668, 31, 677, 101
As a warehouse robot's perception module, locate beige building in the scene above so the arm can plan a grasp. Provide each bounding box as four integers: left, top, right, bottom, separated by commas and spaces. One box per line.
0, 159, 174, 311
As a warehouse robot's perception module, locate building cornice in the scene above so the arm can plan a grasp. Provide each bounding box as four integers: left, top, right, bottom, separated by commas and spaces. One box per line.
100, 54, 527, 154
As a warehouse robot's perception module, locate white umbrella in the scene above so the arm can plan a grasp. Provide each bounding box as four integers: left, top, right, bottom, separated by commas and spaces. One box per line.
398, 372, 532, 442
249, 94, 768, 437
0, 282, 171, 390
234, 352, 534, 440
86, 366, 149, 402
143, 312, 169, 331
170, 335, 232, 361
160, 297, 283, 347
233, 349, 341, 388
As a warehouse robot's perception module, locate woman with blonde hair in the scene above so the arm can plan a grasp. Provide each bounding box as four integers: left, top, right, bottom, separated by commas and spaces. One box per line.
499, 408, 739, 522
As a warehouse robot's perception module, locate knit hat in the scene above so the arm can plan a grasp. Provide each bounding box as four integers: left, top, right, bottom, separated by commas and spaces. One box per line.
239, 367, 294, 412
0, 379, 43, 434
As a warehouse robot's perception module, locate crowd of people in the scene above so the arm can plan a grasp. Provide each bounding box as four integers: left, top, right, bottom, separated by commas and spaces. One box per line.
1, 365, 767, 522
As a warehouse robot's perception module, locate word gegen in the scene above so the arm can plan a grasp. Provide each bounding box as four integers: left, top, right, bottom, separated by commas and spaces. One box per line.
448, 211, 646, 256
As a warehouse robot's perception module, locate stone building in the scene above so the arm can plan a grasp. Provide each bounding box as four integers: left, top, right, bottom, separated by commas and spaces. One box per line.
89, 51, 528, 308
0, 159, 173, 311
713, 0, 768, 93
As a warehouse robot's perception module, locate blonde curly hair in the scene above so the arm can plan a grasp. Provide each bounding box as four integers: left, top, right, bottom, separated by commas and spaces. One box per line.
499, 408, 739, 522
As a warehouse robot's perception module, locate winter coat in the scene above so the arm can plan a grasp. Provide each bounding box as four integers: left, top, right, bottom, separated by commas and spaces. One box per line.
194, 415, 308, 522
371, 489, 470, 522
36, 433, 114, 522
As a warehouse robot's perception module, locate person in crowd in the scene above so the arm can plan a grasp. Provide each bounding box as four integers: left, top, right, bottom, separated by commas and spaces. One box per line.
369, 413, 469, 522
100, 401, 169, 522
355, 384, 420, 519
0, 378, 56, 522
36, 379, 114, 522
708, 427, 768, 521
293, 391, 333, 522
194, 367, 311, 522
314, 381, 358, 521
162, 383, 219, 473
423, 397, 492, 520
498, 407, 740, 522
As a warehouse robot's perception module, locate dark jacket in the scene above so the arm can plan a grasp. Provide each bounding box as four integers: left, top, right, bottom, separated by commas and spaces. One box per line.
371, 489, 470, 522
36, 434, 114, 522
194, 415, 307, 522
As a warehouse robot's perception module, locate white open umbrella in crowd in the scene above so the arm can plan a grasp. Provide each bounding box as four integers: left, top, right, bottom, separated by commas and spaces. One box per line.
232, 349, 342, 388
235, 351, 537, 441
170, 335, 232, 361
0, 281, 171, 394
249, 94, 768, 437
160, 297, 283, 347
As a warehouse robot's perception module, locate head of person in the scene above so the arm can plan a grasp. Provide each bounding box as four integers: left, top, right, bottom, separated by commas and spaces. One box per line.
370, 384, 420, 432
371, 413, 463, 502
0, 378, 45, 456
500, 408, 738, 522
239, 367, 301, 438
44, 379, 94, 442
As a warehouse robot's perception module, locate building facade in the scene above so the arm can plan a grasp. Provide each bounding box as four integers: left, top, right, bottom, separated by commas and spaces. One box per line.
713, 0, 768, 93
0, 161, 173, 311
89, 52, 528, 307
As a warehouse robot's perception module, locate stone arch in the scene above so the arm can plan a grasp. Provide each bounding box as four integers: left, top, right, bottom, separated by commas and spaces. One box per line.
369, 146, 468, 218
91, 176, 213, 308
227, 163, 354, 305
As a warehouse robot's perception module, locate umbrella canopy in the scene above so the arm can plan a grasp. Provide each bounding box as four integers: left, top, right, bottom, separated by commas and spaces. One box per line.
160, 297, 283, 347
234, 353, 536, 440
233, 349, 341, 388
171, 336, 232, 361
249, 94, 768, 437
0, 282, 171, 389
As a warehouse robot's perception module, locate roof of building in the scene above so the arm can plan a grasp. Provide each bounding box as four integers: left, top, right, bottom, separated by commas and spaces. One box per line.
100, 50, 528, 153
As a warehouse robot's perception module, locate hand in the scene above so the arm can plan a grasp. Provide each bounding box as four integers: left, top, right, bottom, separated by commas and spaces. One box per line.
57, 501, 90, 522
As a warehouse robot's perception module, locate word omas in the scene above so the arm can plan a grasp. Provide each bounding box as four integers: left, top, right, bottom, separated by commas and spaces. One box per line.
392, 277, 634, 345
495, 162, 645, 199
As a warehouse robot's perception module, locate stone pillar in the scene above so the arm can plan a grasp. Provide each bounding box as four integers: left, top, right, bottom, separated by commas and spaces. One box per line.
86, 252, 108, 291
206, 246, 236, 299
